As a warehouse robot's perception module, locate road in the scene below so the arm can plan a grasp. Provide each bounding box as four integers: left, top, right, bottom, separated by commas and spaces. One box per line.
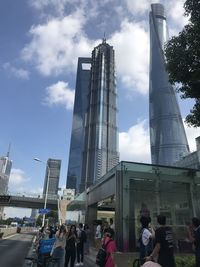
0, 232, 34, 267
0, 231, 95, 267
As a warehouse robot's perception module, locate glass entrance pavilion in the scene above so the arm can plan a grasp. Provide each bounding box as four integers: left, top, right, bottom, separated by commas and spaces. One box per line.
68, 161, 200, 252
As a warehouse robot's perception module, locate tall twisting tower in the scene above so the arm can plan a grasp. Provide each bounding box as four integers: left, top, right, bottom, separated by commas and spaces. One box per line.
149, 3, 190, 166
79, 40, 119, 192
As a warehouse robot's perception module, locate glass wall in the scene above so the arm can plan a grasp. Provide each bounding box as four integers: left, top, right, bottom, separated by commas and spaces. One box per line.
115, 161, 200, 252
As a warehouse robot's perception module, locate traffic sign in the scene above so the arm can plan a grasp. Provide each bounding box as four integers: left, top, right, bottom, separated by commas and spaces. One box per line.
39, 208, 51, 214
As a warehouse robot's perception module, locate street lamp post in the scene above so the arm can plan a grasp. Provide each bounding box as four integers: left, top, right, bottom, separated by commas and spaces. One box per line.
34, 158, 50, 227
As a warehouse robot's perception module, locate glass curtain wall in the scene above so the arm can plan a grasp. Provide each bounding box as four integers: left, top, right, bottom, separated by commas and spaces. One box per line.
115, 162, 200, 252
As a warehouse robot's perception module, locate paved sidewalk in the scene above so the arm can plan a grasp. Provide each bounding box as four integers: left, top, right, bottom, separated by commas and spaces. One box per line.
84, 246, 97, 264
85, 246, 139, 267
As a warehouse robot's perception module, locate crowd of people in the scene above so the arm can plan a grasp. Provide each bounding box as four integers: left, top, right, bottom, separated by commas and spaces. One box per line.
139, 215, 200, 267
34, 215, 200, 267
35, 222, 90, 266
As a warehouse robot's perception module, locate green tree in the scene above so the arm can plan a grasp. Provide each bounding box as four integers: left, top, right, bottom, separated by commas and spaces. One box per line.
165, 0, 200, 127
35, 210, 58, 227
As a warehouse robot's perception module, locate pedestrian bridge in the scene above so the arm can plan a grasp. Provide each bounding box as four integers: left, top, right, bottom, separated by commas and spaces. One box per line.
0, 193, 58, 210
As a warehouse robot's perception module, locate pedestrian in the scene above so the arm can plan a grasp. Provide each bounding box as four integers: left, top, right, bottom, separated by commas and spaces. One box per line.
75, 223, 86, 266
84, 224, 90, 254
48, 225, 56, 238
109, 218, 115, 230
139, 216, 154, 265
102, 227, 117, 267
52, 224, 67, 267
187, 217, 200, 267
146, 215, 175, 267
65, 225, 77, 267
95, 221, 102, 249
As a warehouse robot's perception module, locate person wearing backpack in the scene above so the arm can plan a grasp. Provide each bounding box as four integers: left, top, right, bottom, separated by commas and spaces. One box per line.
96, 227, 117, 267
139, 216, 154, 265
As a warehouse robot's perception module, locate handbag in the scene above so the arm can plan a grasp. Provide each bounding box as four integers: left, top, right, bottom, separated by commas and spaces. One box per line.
96, 239, 112, 267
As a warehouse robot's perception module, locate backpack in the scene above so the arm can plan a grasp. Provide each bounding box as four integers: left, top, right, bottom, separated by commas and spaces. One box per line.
81, 230, 87, 243
96, 239, 112, 267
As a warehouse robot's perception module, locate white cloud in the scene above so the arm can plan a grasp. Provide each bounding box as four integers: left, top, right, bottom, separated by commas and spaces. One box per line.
44, 81, 75, 110
8, 169, 43, 197
21, 10, 92, 76
119, 120, 151, 163
9, 168, 29, 186
3, 62, 30, 80
29, 0, 81, 16
125, 0, 159, 15
118, 119, 200, 164
110, 20, 149, 94
166, 0, 188, 35
22, 0, 189, 96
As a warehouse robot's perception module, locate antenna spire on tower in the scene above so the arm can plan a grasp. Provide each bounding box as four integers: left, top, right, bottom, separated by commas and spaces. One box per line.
7, 143, 11, 158
102, 32, 106, 43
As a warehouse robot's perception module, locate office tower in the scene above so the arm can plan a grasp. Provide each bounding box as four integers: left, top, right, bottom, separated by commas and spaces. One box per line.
43, 158, 61, 199
0, 150, 12, 219
149, 3, 190, 166
80, 39, 119, 192
66, 57, 91, 191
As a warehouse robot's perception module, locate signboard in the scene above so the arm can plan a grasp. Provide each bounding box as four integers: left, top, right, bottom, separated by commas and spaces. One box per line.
39, 208, 51, 215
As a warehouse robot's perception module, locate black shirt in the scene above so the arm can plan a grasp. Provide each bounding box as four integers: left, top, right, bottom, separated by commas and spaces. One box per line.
155, 226, 175, 267
66, 233, 76, 250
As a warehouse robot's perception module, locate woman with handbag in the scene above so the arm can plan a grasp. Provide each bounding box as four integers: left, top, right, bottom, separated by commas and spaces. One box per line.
102, 228, 117, 267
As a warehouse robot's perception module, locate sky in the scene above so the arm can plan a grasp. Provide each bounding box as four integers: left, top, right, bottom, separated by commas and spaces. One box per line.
1, 0, 199, 218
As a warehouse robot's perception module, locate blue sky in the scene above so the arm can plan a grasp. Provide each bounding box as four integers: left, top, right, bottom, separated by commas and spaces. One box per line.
1, 0, 199, 218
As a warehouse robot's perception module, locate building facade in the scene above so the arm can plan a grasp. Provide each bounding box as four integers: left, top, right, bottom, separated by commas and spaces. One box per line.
0, 155, 12, 219
43, 158, 61, 199
66, 58, 91, 191
176, 136, 200, 169
149, 3, 190, 166
80, 40, 119, 192
67, 41, 119, 193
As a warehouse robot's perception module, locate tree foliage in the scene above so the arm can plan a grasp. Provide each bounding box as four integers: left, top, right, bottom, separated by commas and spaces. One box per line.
165, 0, 200, 127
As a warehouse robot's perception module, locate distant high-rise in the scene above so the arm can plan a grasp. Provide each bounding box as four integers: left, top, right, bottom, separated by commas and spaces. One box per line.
0, 150, 12, 219
80, 40, 119, 192
44, 158, 61, 199
149, 3, 190, 165
66, 40, 119, 193
66, 58, 91, 192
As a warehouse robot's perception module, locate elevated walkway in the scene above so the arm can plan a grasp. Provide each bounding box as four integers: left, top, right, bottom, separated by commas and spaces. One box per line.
0, 194, 57, 209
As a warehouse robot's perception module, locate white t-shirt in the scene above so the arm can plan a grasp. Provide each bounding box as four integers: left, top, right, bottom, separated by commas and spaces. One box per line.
142, 228, 152, 246
95, 225, 102, 239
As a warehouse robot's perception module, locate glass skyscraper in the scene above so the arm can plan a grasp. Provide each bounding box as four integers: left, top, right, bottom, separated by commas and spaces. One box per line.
67, 41, 119, 193
149, 3, 190, 166
66, 57, 91, 192
80, 40, 119, 192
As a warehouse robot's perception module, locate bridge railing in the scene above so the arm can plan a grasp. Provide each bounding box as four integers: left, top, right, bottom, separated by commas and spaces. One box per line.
0, 192, 59, 200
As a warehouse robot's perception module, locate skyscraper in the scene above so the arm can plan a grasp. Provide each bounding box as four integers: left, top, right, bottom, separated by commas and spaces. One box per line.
66, 40, 119, 193
66, 57, 91, 191
80, 40, 119, 192
0, 151, 12, 219
43, 158, 61, 199
149, 3, 190, 166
